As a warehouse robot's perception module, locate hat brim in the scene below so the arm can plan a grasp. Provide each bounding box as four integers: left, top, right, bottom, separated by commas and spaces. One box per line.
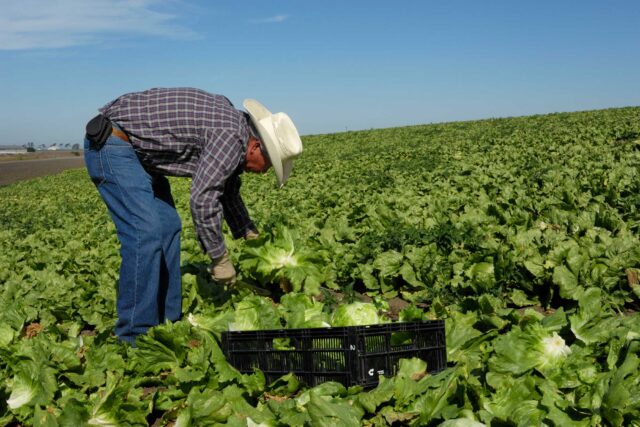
256, 120, 286, 187
244, 99, 285, 187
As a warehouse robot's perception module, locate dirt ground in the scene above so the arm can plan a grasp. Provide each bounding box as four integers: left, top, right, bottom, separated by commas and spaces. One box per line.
0, 151, 85, 187
0, 151, 82, 162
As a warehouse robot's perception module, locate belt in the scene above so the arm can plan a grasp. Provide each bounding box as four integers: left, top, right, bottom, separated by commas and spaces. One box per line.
111, 126, 130, 142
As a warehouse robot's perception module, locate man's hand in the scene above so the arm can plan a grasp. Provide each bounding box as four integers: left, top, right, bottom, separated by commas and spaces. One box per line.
245, 230, 259, 240
210, 250, 236, 285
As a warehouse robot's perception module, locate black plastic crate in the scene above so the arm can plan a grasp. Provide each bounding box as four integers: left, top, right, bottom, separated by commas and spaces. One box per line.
221, 320, 446, 388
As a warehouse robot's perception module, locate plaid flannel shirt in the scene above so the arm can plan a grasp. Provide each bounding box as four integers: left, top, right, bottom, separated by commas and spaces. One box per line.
100, 87, 256, 260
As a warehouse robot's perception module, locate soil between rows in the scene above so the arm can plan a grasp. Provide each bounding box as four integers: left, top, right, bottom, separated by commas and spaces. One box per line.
0, 152, 85, 186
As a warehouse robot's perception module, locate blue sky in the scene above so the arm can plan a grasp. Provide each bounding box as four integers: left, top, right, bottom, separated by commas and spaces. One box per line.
1, 0, 639, 146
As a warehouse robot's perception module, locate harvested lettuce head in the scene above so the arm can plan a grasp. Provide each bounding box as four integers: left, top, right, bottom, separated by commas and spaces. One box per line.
331, 302, 385, 327
5, 362, 55, 411
187, 309, 235, 338
278, 293, 331, 329
229, 295, 282, 331
6, 374, 38, 409
262, 247, 298, 270
538, 332, 572, 368
239, 226, 325, 295
489, 323, 572, 375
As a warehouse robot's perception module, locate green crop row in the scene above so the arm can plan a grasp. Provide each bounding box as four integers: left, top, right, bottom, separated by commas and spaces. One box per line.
0, 107, 639, 426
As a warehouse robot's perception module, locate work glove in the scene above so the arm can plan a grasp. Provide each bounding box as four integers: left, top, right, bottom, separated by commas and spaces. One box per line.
210, 250, 236, 285
245, 230, 260, 240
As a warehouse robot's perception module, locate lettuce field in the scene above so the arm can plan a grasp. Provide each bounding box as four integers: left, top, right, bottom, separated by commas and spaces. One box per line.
1, 107, 639, 426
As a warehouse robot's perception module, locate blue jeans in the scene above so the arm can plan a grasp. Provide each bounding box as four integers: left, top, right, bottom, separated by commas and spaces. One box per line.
84, 135, 182, 344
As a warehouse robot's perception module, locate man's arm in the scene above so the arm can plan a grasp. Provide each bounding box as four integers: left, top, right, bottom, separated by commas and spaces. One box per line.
189, 128, 243, 260
221, 173, 257, 239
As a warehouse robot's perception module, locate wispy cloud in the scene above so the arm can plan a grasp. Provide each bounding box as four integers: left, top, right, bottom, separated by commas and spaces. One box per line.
0, 0, 196, 50
249, 14, 290, 24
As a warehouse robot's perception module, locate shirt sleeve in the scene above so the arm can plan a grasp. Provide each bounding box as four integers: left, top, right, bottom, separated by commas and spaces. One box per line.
221, 173, 257, 239
190, 128, 244, 260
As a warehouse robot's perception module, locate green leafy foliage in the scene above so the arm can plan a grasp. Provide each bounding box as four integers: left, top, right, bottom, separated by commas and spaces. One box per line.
1, 107, 639, 425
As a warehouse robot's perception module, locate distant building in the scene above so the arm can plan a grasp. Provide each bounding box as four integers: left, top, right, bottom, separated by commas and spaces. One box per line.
0, 145, 27, 155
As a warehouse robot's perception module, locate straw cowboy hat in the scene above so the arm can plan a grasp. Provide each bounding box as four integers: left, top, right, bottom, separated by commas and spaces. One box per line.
243, 99, 303, 187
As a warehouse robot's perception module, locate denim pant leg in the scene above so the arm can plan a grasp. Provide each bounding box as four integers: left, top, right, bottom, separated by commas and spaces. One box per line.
151, 174, 183, 323
84, 136, 182, 343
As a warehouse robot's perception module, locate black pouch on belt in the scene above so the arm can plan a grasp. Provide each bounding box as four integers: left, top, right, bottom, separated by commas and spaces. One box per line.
85, 114, 112, 149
